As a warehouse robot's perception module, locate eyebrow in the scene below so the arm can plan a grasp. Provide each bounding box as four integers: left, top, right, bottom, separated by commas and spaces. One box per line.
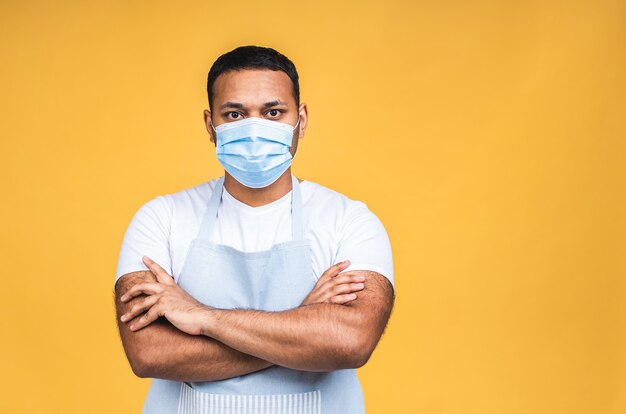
219, 101, 244, 110
262, 100, 288, 108
218, 100, 288, 110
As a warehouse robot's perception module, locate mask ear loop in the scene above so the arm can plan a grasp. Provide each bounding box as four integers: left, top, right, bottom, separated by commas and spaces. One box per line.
289, 114, 302, 165
209, 117, 217, 135
209, 117, 220, 146
293, 116, 301, 131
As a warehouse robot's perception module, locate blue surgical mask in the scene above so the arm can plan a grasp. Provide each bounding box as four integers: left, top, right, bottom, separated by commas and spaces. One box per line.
212, 116, 300, 188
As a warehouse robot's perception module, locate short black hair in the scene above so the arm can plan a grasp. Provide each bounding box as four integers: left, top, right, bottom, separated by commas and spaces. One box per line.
207, 45, 300, 110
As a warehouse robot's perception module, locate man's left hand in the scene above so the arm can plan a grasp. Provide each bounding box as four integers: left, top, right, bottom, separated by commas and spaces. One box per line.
119, 256, 210, 335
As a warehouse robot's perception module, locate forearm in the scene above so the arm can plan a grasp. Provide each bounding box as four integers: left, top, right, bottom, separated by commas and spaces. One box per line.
115, 271, 273, 381
200, 303, 368, 372
120, 317, 273, 381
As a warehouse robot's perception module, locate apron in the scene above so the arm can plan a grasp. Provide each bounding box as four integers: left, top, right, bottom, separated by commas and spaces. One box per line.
142, 175, 365, 414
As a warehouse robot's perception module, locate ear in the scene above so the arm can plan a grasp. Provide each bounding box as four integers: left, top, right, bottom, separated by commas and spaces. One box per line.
297, 103, 308, 140
203, 109, 216, 144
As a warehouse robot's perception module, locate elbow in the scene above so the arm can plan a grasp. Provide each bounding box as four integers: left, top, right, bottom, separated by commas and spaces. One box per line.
124, 342, 156, 378
130, 361, 150, 379
342, 331, 376, 369
128, 352, 152, 378
351, 352, 372, 369
350, 342, 375, 369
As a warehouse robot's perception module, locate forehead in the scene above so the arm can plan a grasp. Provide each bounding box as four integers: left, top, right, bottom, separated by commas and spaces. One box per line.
212, 69, 295, 107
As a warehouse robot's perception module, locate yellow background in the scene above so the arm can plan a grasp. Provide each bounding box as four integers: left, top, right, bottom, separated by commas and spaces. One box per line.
1, 1, 624, 413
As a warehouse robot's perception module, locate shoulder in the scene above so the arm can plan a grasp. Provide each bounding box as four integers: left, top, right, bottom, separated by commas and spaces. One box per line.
143, 177, 222, 215
124, 178, 222, 229
300, 179, 379, 225
300, 179, 367, 213
300, 179, 394, 287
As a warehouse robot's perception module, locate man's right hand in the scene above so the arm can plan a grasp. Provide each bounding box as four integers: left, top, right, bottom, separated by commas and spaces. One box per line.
300, 260, 365, 306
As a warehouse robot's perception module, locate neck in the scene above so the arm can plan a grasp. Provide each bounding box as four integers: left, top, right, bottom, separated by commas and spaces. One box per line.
223, 169, 297, 207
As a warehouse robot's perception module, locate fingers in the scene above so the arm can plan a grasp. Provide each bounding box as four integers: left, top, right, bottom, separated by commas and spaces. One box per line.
323, 273, 366, 304
120, 282, 163, 302
330, 293, 358, 304
318, 260, 351, 284
129, 305, 162, 331
326, 281, 365, 296
322, 273, 365, 294
120, 295, 159, 322
142, 256, 175, 285
332, 273, 366, 285
305, 272, 366, 306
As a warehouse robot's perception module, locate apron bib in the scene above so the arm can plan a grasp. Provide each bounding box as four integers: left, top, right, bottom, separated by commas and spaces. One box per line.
142, 176, 365, 414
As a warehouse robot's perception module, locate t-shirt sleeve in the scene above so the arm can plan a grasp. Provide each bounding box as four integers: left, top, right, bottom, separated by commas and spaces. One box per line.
334, 201, 395, 290
114, 195, 173, 289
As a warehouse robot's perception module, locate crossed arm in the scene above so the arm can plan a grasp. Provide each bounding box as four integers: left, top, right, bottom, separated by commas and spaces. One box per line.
195, 273, 394, 371
115, 271, 273, 381
115, 261, 395, 380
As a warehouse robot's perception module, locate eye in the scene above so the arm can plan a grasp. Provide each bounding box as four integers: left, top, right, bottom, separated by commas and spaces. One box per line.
226, 112, 242, 120
267, 109, 282, 118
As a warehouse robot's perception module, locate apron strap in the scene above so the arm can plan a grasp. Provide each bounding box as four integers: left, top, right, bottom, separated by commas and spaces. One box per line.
196, 175, 305, 242
290, 175, 304, 241
197, 176, 225, 240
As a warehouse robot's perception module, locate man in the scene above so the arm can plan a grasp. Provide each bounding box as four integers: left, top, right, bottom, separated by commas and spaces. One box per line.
114, 45, 395, 414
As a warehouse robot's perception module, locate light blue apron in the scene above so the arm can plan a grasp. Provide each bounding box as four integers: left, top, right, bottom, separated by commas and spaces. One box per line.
142, 175, 365, 414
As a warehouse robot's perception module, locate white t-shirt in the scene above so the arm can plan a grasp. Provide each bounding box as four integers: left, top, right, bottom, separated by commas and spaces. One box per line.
115, 178, 394, 291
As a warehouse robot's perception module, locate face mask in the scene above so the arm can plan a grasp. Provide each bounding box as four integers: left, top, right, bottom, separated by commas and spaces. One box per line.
212, 116, 300, 188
